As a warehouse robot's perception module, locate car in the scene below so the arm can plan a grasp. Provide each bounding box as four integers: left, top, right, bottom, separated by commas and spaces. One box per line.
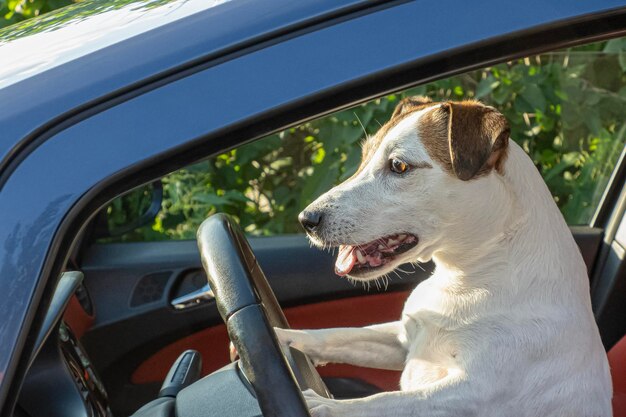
0, 0, 625, 416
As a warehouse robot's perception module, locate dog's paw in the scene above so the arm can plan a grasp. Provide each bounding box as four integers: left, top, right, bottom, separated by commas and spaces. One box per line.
303, 389, 339, 417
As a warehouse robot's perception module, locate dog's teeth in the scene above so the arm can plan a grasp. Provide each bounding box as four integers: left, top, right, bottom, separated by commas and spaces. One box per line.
387, 238, 399, 246
378, 244, 385, 250
356, 250, 366, 263
398, 234, 406, 240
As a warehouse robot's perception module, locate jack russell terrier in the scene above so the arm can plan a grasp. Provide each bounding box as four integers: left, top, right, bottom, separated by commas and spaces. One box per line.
275, 97, 612, 417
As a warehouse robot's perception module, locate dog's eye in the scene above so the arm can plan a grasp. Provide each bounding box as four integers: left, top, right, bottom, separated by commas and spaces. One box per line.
389, 158, 409, 174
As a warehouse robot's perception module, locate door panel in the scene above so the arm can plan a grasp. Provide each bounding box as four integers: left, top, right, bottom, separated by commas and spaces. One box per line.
78, 227, 603, 415
131, 291, 409, 387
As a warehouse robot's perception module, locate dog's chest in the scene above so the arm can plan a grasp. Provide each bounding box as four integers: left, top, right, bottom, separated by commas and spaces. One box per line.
401, 280, 460, 330
399, 282, 464, 390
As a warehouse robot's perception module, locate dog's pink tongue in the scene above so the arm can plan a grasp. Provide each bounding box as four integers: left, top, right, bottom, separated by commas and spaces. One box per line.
335, 245, 356, 276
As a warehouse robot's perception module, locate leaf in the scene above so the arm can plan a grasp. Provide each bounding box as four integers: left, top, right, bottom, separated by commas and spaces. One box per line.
475, 75, 500, 99
222, 190, 250, 203
543, 152, 580, 182
619, 52, 626, 72
513, 96, 534, 114
603, 38, 626, 53
340, 146, 362, 180
520, 84, 546, 112
311, 147, 326, 164
583, 109, 602, 134
192, 193, 228, 206
300, 163, 339, 205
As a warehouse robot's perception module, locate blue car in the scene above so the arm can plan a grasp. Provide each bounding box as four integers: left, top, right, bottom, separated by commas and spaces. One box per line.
1, 1, 625, 416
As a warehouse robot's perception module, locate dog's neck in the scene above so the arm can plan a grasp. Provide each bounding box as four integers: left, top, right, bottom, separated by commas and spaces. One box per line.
429, 142, 588, 297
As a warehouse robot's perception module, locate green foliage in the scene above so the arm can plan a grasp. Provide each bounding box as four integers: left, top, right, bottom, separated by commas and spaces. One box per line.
107, 41, 626, 242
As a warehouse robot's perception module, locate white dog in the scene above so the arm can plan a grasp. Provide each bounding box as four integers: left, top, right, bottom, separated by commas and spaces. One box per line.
276, 97, 612, 417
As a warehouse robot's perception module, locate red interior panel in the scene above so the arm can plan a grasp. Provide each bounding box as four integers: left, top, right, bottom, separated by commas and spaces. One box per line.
131, 291, 410, 391
610, 335, 626, 417
133, 324, 231, 384
63, 295, 95, 339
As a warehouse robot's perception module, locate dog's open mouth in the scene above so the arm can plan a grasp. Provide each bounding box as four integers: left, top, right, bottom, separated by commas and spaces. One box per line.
335, 233, 418, 277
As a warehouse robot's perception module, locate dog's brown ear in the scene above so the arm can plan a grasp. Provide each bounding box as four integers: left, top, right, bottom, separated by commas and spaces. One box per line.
392, 96, 433, 118
442, 102, 510, 181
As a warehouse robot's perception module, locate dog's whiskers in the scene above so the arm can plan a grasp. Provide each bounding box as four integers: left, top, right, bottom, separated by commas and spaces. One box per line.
354, 112, 369, 141
383, 274, 390, 291
396, 266, 416, 275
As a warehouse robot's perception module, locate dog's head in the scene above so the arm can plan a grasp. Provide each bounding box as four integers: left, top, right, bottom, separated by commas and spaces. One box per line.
299, 97, 511, 281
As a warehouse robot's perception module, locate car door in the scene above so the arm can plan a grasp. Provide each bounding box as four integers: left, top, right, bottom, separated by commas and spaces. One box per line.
75, 37, 626, 415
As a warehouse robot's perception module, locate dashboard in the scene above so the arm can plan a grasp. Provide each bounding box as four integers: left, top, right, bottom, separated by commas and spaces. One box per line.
16, 272, 112, 417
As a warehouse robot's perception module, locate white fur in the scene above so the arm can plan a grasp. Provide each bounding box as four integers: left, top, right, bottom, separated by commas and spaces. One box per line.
276, 108, 612, 417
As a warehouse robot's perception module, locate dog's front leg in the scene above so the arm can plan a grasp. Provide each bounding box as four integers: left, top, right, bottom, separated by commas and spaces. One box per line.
302, 377, 477, 417
274, 321, 406, 370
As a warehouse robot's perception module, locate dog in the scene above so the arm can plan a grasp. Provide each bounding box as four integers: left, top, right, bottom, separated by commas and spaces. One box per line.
275, 97, 612, 417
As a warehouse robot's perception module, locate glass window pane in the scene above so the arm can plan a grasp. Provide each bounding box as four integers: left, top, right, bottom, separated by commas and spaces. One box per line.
102, 37, 626, 242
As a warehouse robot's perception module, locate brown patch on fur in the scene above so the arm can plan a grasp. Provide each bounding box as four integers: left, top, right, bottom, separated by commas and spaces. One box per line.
418, 105, 453, 174
444, 101, 509, 180
419, 101, 509, 180
351, 97, 509, 181
355, 96, 437, 176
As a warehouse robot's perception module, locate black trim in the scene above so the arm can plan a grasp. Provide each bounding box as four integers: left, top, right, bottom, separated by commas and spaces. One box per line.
594, 242, 626, 350
592, 147, 626, 229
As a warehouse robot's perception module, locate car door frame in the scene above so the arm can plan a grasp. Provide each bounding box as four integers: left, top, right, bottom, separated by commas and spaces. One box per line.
1, 1, 626, 415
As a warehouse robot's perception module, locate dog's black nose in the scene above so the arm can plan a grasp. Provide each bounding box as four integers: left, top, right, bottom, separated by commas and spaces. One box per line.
298, 210, 322, 232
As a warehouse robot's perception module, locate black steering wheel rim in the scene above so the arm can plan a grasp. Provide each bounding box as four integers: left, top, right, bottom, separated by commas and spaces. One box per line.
197, 213, 330, 417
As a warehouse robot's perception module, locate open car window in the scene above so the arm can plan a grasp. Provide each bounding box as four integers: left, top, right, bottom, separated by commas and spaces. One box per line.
100, 37, 626, 242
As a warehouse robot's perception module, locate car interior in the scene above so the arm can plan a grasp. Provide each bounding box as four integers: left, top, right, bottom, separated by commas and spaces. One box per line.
10, 37, 626, 417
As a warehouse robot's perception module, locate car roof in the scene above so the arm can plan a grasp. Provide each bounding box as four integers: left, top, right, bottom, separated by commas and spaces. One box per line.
0, 0, 232, 88
0, 0, 369, 174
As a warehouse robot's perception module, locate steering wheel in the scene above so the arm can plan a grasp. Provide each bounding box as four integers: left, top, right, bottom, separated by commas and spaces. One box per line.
196, 214, 331, 417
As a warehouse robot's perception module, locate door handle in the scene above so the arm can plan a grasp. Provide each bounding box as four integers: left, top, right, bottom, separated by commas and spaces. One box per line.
171, 283, 214, 310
